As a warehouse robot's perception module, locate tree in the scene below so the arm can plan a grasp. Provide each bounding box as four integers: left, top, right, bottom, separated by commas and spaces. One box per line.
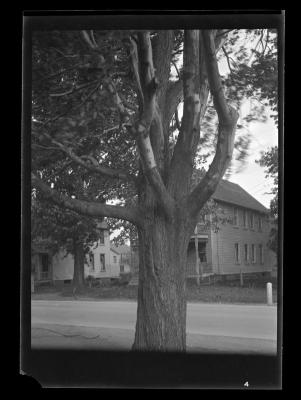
31, 28, 277, 351
32, 192, 102, 290
257, 146, 278, 253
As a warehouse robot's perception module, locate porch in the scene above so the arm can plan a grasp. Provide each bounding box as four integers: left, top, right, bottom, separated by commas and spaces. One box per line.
32, 252, 53, 286
187, 234, 213, 284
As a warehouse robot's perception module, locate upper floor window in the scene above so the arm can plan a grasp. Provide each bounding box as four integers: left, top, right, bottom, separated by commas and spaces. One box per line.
251, 244, 256, 263
99, 230, 104, 245
233, 207, 238, 226
258, 216, 262, 231
259, 244, 264, 264
234, 243, 240, 263
113, 255, 117, 263
249, 212, 254, 229
244, 244, 249, 263
243, 210, 247, 228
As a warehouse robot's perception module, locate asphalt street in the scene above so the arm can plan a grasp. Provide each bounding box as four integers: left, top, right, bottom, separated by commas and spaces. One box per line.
31, 300, 277, 354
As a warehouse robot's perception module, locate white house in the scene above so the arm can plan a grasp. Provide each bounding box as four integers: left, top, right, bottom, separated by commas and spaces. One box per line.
32, 221, 131, 287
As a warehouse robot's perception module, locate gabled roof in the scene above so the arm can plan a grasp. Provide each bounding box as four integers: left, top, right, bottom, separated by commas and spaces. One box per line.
212, 180, 269, 214
110, 244, 131, 254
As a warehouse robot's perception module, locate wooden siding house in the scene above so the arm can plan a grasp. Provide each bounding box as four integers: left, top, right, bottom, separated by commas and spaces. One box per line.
31, 221, 129, 287
186, 180, 277, 282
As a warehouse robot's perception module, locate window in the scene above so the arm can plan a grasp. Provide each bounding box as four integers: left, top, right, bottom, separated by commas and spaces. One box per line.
113, 255, 117, 263
89, 253, 95, 270
258, 216, 262, 231
244, 244, 249, 263
249, 212, 254, 229
40, 254, 49, 280
234, 243, 240, 263
100, 254, 106, 271
99, 230, 104, 245
251, 244, 256, 264
233, 207, 238, 226
259, 244, 264, 264
243, 210, 247, 228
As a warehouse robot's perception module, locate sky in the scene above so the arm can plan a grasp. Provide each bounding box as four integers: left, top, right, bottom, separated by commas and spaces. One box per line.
225, 115, 277, 208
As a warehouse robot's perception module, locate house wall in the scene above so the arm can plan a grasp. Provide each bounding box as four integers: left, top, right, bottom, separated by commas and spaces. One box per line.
52, 229, 121, 283
209, 202, 276, 276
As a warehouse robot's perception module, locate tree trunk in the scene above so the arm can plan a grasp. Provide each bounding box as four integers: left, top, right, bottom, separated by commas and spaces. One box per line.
72, 239, 85, 291
132, 212, 193, 351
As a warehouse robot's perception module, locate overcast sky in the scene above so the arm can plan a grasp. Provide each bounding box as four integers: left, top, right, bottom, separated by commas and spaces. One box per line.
226, 115, 278, 209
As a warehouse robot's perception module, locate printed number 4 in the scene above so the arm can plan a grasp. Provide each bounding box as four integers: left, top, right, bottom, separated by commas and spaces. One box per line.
244, 381, 249, 387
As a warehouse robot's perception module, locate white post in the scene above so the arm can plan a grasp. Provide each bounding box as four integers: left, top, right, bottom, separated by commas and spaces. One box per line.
266, 282, 273, 305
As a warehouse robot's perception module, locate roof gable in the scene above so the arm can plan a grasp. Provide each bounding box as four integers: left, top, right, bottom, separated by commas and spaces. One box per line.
212, 180, 269, 213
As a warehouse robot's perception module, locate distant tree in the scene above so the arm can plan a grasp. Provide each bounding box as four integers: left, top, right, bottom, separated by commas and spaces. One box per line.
31, 27, 278, 351
257, 146, 278, 253
32, 193, 101, 290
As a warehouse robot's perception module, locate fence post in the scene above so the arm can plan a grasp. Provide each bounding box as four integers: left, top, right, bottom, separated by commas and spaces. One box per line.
240, 269, 244, 287
266, 282, 273, 305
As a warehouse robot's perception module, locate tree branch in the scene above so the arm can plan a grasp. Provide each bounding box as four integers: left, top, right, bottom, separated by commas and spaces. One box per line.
35, 132, 138, 184
167, 30, 202, 197
202, 30, 235, 125
32, 173, 143, 227
187, 30, 239, 217
132, 31, 175, 218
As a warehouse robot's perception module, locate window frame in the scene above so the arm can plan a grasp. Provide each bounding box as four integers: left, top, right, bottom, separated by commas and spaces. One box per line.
244, 243, 249, 264
89, 253, 95, 270
258, 215, 262, 231
234, 243, 240, 264
243, 209, 247, 228
249, 212, 254, 229
251, 244, 256, 264
233, 207, 239, 227
259, 244, 264, 264
100, 253, 106, 271
99, 230, 105, 245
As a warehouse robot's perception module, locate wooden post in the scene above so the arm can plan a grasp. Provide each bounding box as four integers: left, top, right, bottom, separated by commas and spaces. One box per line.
194, 226, 200, 286
266, 282, 273, 305
240, 269, 244, 287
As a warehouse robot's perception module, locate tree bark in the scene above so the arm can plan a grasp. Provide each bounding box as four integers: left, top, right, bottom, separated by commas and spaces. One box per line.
132, 208, 194, 351
72, 238, 85, 291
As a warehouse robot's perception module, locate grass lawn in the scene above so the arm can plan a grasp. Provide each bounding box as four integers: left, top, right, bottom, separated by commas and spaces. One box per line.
32, 280, 278, 304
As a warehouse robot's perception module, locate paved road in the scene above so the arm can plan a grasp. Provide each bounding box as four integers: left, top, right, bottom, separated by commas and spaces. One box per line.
31, 300, 277, 354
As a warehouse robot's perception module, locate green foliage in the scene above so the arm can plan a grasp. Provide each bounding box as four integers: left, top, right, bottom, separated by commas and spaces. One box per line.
256, 146, 278, 253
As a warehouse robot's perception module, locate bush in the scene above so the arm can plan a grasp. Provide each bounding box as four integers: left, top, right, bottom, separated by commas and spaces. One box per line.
110, 272, 133, 286
85, 275, 98, 287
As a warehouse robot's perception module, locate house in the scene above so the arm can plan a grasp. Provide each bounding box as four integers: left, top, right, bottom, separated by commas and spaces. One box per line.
110, 244, 132, 274
186, 179, 277, 282
32, 221, 129, 287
